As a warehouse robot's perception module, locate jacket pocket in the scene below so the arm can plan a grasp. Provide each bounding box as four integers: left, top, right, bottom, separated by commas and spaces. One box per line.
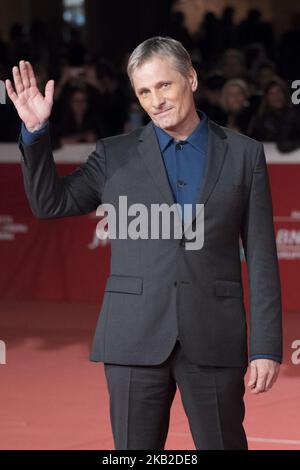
105, 275, 143, 295
215, 280, 243, 298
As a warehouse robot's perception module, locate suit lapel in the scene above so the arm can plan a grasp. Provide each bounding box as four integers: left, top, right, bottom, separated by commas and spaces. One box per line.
137, 122, 176, 208
198, 120, 228, 205
183, 120, 228, 235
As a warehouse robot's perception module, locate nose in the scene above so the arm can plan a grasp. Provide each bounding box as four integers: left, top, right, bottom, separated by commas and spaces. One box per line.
151, 90, 165, 109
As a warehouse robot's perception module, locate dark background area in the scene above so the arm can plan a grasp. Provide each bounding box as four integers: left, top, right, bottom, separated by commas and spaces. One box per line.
1, 0, 300, 152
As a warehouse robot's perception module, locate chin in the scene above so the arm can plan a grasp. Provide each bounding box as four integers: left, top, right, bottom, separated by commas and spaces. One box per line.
158, 117, 178, 130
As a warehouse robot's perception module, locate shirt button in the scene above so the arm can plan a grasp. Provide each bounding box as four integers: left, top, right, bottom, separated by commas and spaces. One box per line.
177, 180, 186, 188
175, 142, 185, 150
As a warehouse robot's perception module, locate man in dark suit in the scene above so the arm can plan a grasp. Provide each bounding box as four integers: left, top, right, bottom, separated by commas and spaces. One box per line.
6, 37, 282, 450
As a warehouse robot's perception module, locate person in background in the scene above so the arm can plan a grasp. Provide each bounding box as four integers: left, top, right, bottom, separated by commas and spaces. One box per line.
255, 62, 277, 93
123, 98, 148, 133
220, 49, 248, 80
197, 73, 227, 126
248, 77, 291, 142
277, 106, 300, 153
95, 60, 129, 136
221, 78, 253, 134
247, 61, 277, 113
56, 85, 105, 144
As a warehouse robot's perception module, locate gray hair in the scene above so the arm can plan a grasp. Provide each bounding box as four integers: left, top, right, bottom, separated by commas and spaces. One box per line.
127, 36, 193, 87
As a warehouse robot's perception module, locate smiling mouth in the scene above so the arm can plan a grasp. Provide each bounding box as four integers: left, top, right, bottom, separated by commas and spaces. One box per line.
154, 108, 173, 116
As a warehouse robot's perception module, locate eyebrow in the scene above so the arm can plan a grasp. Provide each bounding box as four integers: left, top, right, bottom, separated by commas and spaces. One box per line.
137, 81, 172, 94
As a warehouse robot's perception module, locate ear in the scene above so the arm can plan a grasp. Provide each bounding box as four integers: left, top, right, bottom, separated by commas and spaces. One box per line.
188, 67, 198, 92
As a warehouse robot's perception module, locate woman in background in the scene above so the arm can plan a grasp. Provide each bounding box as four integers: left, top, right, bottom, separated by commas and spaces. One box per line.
248, 78, 291, 142
221, 78, 253, 135
56, 85, 105, 145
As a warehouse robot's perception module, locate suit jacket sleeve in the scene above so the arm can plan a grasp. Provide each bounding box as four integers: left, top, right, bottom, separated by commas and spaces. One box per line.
240, 142, 283, 361
18, 128, 105, 218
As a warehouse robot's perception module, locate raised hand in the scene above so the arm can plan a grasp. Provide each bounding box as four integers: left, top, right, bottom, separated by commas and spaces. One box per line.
5, 60, 54, 132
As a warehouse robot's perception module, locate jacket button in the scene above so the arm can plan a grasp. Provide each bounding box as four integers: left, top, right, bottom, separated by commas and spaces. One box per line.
174, 281, 178, 287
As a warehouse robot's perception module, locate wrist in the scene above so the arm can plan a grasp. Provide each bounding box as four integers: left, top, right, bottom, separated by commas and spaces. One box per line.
25, 121, 47, 133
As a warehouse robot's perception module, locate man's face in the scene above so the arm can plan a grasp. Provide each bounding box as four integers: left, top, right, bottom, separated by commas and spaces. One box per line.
132, 55, 197, 132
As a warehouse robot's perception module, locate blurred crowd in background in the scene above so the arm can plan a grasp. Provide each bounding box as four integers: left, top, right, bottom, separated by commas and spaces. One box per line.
0, 6, 300, 152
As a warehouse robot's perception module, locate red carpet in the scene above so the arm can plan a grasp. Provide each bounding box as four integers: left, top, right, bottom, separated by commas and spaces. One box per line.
0, 301, 299, 450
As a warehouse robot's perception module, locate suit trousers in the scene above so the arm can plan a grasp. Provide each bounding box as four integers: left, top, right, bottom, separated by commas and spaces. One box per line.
104, 340, 248, 450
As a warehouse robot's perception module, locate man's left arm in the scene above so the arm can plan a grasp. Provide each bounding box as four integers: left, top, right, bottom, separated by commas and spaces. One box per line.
241, 142, 283, 394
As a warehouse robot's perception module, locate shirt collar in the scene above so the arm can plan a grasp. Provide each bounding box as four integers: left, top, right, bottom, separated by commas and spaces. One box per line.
153, 110, 208, 152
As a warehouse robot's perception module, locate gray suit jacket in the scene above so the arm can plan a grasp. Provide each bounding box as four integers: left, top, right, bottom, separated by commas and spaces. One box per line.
18, 119, 283, 367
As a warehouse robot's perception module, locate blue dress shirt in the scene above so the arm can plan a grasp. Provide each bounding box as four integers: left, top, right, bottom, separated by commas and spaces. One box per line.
153, 114, 208, 226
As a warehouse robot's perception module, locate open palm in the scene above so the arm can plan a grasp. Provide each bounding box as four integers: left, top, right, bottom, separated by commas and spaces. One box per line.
6, 60, 54, 131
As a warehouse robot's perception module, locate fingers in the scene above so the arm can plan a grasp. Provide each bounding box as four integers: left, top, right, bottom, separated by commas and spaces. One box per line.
10, 61, 37, 97
248, 363, 279, 394
251, 372, 268, 394
45, 80, 55, 104
5, 79, 18, 104
248, 362, 257, 389
265, 367, 280, 391
25, 61, 37, 87
265, 373, 276, 391
19, 60, 30, 88
248, 361, 267, 394
12, 65, 24, 94
248, 361, 280, 394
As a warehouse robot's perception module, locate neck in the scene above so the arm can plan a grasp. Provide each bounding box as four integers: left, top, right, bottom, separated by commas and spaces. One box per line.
165, 108, 200, 141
